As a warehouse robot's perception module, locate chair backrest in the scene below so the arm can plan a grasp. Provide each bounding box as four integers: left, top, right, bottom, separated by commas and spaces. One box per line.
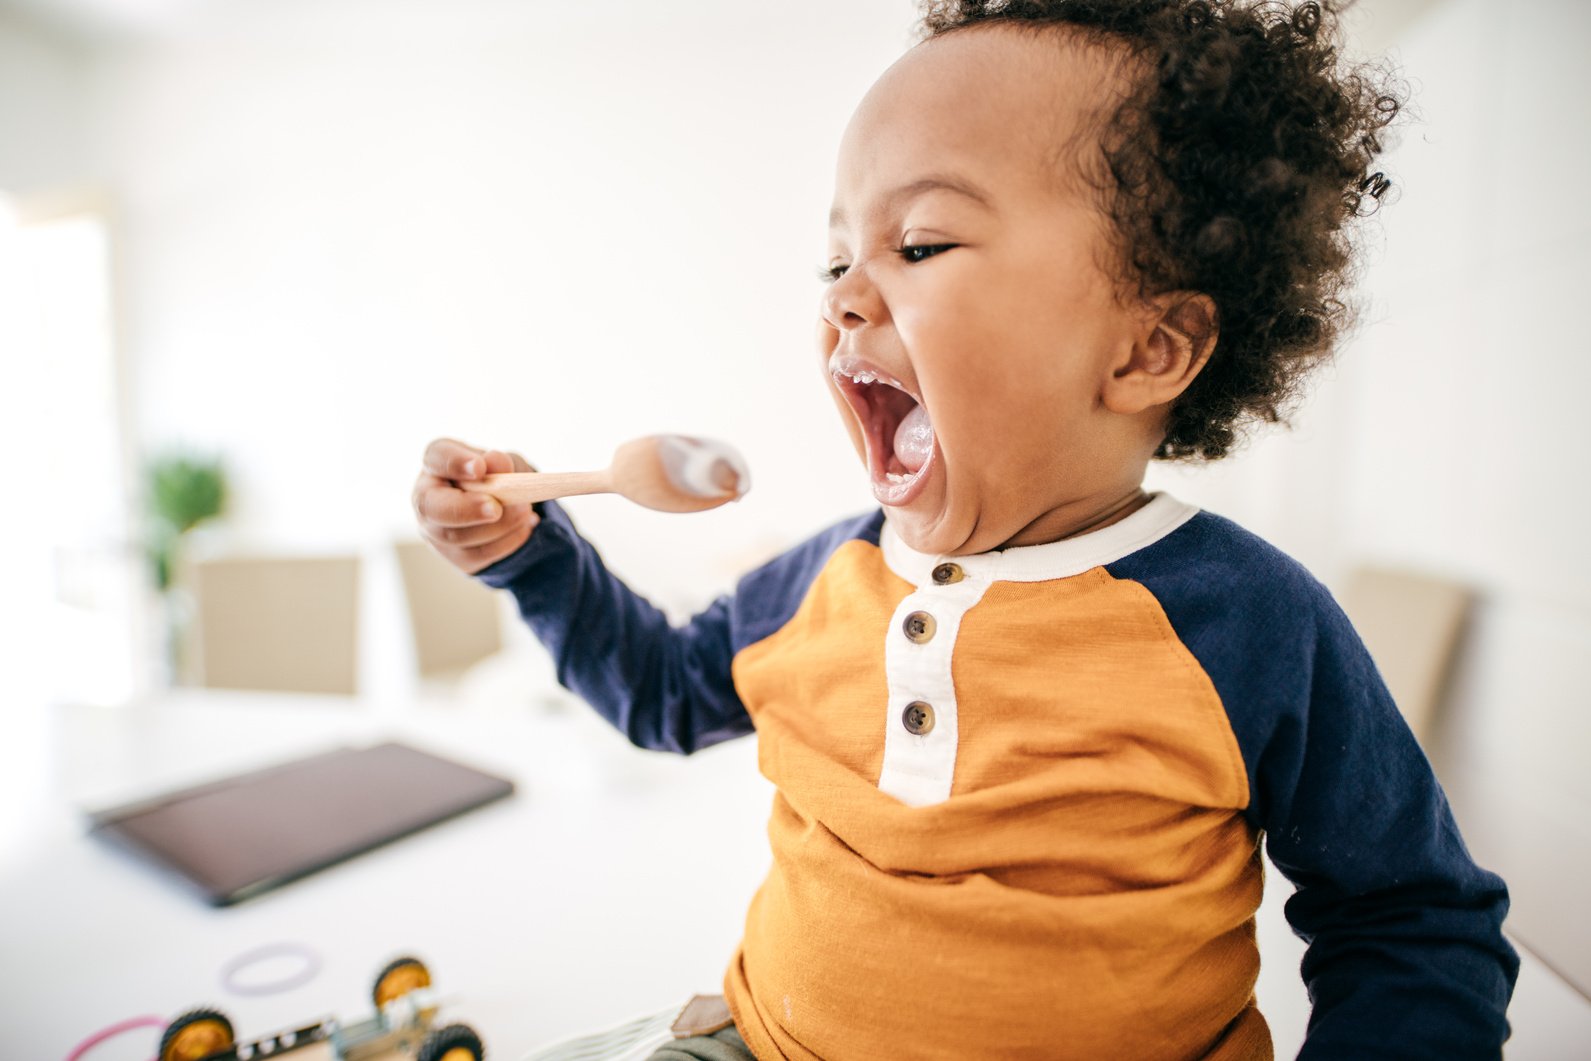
1338, 565, 1471, 745
191, 554, 360, 695
392, 540, 503, 679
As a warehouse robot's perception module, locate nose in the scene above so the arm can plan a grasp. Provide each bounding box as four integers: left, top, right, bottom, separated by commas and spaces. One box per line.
820, 263, 886, 332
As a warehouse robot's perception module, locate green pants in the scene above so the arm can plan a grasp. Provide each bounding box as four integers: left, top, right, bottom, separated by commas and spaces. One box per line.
646, 1024, 755, 1061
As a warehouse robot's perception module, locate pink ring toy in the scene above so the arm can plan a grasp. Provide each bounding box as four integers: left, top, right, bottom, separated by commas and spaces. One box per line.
64, 1014, 163, 1061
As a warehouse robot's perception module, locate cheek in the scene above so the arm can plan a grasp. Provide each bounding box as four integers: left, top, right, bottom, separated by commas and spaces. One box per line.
919, 331, 1103, 483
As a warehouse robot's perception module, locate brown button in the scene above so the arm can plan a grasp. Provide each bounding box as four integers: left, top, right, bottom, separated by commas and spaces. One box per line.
902, 611, 936, 644
931, 562, 964, 586
902, 701, 935, 736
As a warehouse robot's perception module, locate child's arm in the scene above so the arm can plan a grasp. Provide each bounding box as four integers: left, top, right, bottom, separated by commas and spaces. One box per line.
472, 496, 752, 754
1248, 593, 1518, 1057
414, 436, 748, 753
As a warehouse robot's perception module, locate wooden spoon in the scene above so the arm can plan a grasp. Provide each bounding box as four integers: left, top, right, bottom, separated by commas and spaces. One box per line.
457, 434, 750, 513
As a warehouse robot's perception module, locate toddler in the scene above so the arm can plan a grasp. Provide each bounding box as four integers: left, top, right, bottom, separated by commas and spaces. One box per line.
412, 1, 1516, 1057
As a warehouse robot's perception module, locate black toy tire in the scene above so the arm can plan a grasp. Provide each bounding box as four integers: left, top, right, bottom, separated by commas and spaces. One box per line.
417, 1021, 486, 1061
371, 954, 432, 1008
158, 1008, 235, 1061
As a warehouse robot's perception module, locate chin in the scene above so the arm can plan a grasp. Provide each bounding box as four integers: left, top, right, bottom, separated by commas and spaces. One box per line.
887, 497, 977, 557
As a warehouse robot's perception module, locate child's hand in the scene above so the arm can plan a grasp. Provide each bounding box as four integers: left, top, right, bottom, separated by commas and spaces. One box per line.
413, 438, 541, 574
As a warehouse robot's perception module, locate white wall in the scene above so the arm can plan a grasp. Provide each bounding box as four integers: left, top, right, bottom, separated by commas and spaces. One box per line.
44, 0, 916, 703
1366, 0, 1591, 995
85, 0, 918, 621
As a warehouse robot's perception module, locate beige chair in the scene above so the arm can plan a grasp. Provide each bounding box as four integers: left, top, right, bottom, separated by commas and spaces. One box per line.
1338, 566, 1472, 746
191, 555, 361, 695
393, 540, 503, 680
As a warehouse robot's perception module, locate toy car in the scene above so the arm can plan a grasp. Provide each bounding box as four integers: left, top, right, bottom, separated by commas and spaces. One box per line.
158, 955, 485, 1061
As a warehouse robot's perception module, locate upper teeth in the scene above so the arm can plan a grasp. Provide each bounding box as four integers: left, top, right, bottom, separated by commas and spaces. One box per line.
849, 371, 881, 385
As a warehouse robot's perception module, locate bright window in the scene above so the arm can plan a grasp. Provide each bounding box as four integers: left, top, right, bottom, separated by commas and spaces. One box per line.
1, 191, 140, 708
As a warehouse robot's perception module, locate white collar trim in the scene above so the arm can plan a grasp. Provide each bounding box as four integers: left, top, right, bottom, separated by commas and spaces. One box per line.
880, 492, 1199, 586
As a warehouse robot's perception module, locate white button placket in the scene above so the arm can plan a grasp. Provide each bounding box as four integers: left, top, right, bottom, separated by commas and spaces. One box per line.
877, 566, 991, 806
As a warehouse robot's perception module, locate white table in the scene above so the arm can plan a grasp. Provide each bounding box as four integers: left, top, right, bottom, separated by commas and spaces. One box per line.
1, 687, 1585, 1060
0, 689, 776, 1060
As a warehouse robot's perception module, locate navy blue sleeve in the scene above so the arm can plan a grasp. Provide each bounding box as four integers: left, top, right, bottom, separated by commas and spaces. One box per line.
476, 500, 882, 755
1109, 513, 1518, 1059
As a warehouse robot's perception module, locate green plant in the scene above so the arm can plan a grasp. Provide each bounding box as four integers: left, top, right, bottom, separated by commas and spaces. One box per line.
146, 453, 227, 591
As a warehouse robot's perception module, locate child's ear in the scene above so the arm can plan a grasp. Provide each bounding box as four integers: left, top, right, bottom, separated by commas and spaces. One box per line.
1102, 292, 1218, 415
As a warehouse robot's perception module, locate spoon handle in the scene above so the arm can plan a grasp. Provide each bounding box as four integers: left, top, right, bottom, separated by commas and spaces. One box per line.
458, 471, 611, 505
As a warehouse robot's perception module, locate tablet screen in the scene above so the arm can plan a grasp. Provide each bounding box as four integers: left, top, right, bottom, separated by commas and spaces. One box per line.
88, 742, 515, 905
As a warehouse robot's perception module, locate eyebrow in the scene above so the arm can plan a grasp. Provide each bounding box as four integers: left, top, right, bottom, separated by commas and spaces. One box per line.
828, 174, 995, 229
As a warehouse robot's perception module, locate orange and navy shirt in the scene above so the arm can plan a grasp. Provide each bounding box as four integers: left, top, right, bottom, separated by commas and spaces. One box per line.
479, 493, 1516, 1060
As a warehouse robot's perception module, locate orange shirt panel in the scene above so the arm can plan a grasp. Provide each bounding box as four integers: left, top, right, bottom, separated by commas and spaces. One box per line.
732, 539, 911, 794
727, 542, 1266, 1060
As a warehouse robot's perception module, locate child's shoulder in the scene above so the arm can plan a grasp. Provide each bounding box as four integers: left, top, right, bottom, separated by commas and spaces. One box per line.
1108, 504, 1376, 737
1106, 504, 1371, 710
1109, 506, 1338, 629
727, 509, 886, 646
743, 509, 885, 587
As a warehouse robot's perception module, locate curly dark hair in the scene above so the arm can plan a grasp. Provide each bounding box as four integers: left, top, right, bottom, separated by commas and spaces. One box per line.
918, 0, 1404, 459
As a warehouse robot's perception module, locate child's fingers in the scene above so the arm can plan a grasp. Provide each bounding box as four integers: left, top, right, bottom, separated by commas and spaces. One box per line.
423, 437, 489, 481
481, 449, 517, 476
415, 479, 503, 527
433, 505, 536, 548
450, 515, 539, 574
414, 441, 540, 574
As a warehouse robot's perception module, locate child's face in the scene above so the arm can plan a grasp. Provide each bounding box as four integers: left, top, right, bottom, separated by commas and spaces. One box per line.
821, 27, 1155, 556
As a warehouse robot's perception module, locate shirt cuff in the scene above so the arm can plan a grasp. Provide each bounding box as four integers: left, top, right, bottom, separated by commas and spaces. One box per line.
473, 498, 579, 589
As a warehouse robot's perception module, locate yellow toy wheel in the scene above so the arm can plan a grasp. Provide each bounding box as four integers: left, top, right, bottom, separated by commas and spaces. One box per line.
417, 1022, 485, 1061
158, 1008, 235, 1061
371, 954, 432, 1008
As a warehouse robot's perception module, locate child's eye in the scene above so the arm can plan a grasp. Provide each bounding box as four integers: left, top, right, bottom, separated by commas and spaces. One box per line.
898, 243, 955, 264
815, 245, 952, 284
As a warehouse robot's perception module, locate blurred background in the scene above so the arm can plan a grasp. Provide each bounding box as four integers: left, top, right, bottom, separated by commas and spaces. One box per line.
3, 0, 1588, 1054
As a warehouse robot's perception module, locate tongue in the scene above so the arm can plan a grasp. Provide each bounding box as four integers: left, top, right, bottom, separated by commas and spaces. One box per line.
892, 402, 933, 474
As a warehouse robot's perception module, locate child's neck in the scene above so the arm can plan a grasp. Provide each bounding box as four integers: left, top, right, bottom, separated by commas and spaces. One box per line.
997, 484, 1151, 550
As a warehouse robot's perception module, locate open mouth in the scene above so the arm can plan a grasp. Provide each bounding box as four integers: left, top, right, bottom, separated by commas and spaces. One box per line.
829, 353, 935, 506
